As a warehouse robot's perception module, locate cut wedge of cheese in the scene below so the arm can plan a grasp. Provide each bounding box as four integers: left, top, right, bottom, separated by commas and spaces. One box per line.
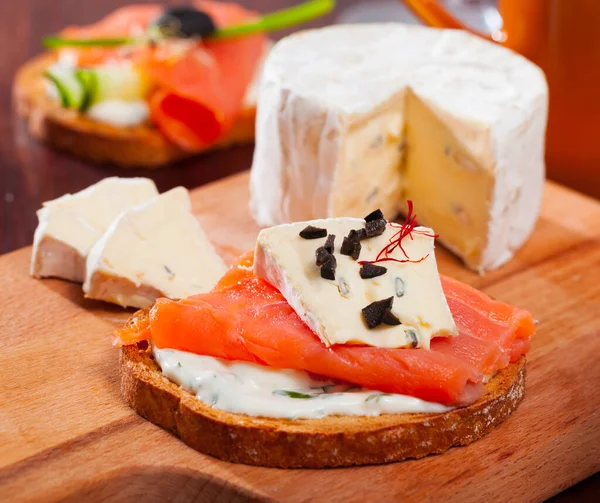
31, 177, 158, 282
254, 217, 457, 349
83, 187, 227, 308
250, 24, 548, 272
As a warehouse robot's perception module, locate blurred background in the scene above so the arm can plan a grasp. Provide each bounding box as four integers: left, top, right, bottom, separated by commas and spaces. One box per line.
1, 0, 599, 251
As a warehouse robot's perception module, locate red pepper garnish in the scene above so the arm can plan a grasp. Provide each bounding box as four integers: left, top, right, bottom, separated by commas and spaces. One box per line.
359, 201, 437, 265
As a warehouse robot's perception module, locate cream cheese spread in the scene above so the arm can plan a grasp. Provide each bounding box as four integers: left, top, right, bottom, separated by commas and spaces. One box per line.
87, 100, 149, 127
154, 347, 451, 419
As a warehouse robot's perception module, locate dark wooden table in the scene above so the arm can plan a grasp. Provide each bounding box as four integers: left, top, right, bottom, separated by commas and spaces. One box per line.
0, 0, 597, 501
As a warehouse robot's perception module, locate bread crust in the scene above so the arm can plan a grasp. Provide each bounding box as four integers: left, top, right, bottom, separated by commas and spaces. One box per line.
84, 269, 163, 309
120, 315, 527, 468
13, 53, 256, 168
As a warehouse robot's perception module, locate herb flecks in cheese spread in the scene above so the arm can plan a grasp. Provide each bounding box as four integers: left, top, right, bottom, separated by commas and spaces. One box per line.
154, 347, 452, 419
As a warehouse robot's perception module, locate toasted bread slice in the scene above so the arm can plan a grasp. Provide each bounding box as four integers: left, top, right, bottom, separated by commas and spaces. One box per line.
13, 53, 256, 169
120, 326, 526, 468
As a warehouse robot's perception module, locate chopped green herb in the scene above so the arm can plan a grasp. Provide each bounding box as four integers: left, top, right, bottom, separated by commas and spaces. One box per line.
75, 69, 98, 112
344, 386, 362, 392
44, 68, 88, 109
44, 71, 70, 107
273, 390, 314, 399
311, 384, 336, 394
212, 0, 335, 40
164, 264, 175, 278
43, 0, 335, 48
43, 36, 133, 49
177, 362, 182, 368
365, 393, 392, 403
395, 277, 405, 298
406, 329, 419, 348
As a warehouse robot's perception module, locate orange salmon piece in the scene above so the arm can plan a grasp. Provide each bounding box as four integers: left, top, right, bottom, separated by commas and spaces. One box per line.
441, 275, 536, 362
146, 1, 266, 150
115, 253, 536, 406
60, 5, 162, 66
55, 2, 266, 150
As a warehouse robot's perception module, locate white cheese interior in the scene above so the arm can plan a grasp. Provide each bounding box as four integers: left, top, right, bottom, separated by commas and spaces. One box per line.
250, 24, 548, 272
254, 218, 457, 349
155, 347, 451, 419
83, 187, 227, 308
30, 177, 158, 282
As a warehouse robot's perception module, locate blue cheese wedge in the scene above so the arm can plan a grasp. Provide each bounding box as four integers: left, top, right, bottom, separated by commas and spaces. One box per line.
30, 177, 158, 282
83, 187, 227, 308
254, 218, 457, 349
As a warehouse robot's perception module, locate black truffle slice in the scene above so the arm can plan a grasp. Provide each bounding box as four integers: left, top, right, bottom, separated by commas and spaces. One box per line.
365, 219, 386, 238
315, 247, 330, 266
362, 297, 394, 329
364, 209, 384, 222
350, 242, 361, 260
320, 254, 337, 280
324, 234, 336, 254
381, 309, 401, 326
348, 228, 367, 242
360, 262, 387, 279
340, 237, 361, 260
299, 225, 327, 239
340, 237, 353, 256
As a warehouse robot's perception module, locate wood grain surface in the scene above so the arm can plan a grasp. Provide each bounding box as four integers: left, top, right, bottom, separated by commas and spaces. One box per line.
0, 172, 599, 503
1, 0, 599, 499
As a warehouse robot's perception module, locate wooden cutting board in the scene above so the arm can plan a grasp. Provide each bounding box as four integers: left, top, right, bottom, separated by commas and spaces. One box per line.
1, 171, 599, 503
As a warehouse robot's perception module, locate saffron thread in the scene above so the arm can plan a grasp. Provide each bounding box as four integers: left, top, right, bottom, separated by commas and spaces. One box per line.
359, 201, 437, 265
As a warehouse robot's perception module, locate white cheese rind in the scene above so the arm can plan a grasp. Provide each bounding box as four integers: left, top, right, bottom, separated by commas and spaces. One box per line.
30, 177, 159, 282
83, 187, 227, 308
254, 218, 457, 349
249, 24, 548, 272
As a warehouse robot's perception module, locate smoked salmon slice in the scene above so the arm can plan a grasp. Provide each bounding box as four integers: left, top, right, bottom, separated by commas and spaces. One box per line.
115, 253, 535, 406
57, 2, 267, 150
441, 276, 535, 362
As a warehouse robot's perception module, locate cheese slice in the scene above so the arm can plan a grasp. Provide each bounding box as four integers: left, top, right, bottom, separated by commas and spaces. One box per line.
250, 24, 548, 272
83, 187, 227, 308
254, 218, 457, 349
31, 177, 158, 282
